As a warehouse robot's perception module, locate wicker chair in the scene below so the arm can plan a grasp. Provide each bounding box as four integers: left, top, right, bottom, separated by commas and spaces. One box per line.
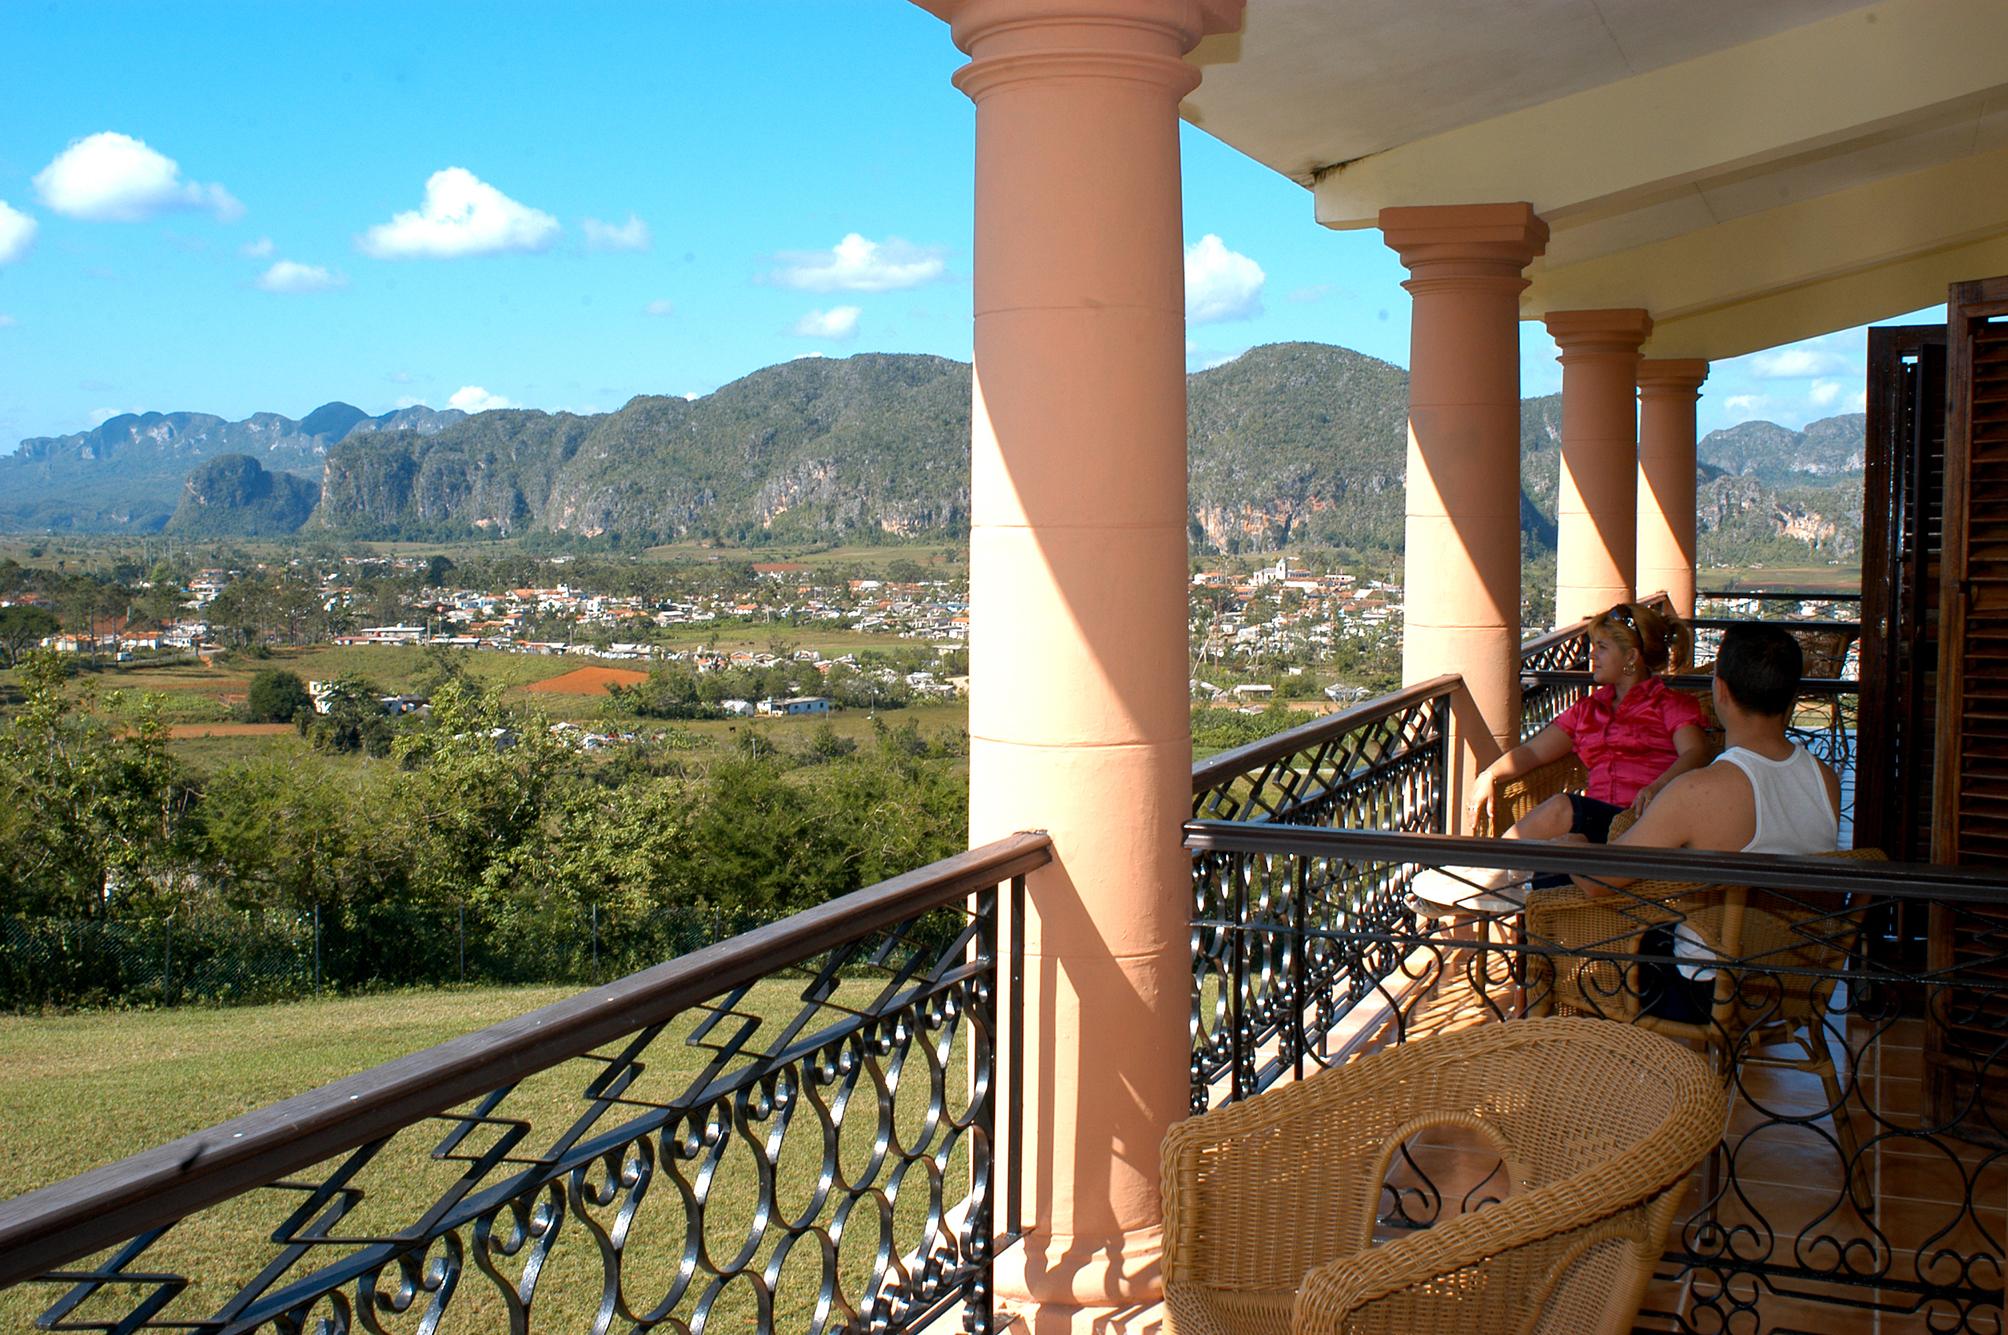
1522, 848, 1888, 1203
1473, 754, 1585, 837
1161, 1017, 1727, 1335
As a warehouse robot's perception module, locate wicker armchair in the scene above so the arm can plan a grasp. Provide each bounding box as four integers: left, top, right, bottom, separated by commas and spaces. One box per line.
1161, 1018, 1726, 1335
1473, 754, 1585, 837
1522, 848, 1888, 1201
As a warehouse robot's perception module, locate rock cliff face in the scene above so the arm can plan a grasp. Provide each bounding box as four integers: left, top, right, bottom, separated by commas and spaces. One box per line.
1700, 413, 1865, 482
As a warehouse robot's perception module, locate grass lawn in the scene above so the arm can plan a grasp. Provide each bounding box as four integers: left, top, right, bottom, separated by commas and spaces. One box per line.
0, 981, 977, 1331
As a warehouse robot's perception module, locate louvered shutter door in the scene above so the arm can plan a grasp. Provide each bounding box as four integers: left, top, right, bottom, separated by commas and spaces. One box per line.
1929, 277, 2008, 1129
1860, 327, 1947, 867
1934, 280, 2008, 865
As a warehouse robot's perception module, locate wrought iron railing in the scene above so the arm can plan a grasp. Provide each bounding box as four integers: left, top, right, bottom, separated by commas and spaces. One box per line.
1189, 676, 1456, 1110
1185, 821, 2008, 1335
1516, 621, 1594, 740
0, 834, 1049, 1335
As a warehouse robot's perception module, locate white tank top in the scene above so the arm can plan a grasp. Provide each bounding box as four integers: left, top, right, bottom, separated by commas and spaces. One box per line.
1719, 745, 1839, 854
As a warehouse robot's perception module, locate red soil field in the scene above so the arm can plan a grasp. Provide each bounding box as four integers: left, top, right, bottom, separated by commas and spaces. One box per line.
519, 665, 651, 695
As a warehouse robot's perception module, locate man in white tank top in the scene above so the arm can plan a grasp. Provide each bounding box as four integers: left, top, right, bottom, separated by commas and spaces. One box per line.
1574, 621, 1841, 891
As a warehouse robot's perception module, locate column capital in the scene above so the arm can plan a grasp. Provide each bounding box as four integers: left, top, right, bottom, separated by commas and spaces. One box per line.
1379, 203, 1549, 289
1544, 307, 1653, 360
1636, 357, 1710, 397
921, 0, 1245, 102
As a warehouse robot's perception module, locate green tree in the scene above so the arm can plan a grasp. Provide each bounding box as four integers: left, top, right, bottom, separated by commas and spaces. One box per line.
0, 653, 189, 916
246, 669, 312, 723
0, 604, 60, 666
305, 677, 395, 757
199, 758, 404, 913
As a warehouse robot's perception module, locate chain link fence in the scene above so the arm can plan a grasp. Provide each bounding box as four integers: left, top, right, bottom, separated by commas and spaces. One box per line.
0, 903, 774, 1010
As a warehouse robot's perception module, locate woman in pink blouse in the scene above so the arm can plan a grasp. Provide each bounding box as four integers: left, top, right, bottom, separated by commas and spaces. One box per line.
1470, 602, 1711, 844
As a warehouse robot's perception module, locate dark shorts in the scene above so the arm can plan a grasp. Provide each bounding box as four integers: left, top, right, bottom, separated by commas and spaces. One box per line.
1567, 793, 1628, 844
1529, 795, 1630, 888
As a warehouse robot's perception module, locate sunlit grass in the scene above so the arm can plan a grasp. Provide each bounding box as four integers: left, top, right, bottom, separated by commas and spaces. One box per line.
0, 979, 983, 1332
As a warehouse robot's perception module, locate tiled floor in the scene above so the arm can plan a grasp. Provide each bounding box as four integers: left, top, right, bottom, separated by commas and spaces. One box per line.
1365, 961, 2008, 1333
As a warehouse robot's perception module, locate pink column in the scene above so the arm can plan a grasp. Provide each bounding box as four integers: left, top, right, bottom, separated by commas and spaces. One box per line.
1545, 308, 1653, 626
1636, 359, 1709, 618
925, 0, 1242, 1325
1381, 205, 1548, 811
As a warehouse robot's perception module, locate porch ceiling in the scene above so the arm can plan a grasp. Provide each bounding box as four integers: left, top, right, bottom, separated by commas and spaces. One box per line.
1184, 0, 2008, 358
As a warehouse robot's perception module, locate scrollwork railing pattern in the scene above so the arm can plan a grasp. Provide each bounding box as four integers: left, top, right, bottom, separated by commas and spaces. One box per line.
1185, 822, 2008, 1335
1189, 677, 1454, 1112
0, 836, 1049, 1335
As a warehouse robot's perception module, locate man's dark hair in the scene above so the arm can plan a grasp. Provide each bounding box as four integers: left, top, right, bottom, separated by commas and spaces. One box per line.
1715, 623, 1802, 717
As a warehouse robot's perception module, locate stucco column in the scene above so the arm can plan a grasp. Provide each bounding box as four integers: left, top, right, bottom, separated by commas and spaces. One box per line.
1636, 359, 1709, 619
1545, 308, 1652, 626
924, 0, 1243, 1326
1381, 204, 1548, 816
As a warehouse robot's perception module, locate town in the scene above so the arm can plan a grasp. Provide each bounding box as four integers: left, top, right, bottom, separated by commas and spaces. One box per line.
0, 545, 1410, 711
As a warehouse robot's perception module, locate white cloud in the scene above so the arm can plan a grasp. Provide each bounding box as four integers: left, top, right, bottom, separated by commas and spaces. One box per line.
359, 168, 559, 259
771, 234, 944, 292
34, 132, 241, 223
1185, 234, 1265, 324
87, 406, 141, 427
241, 236, 275, 259
681, 391, 702, 402
1808, 379, 1844, 407
386, 370, 415, 385
0, 314, 17, 328
792, 306, 861, 339
0, 201, 37, 264
256, 260, 345, 293
644, 298, 675, 317
1723, 393, 1766, 415
394, 395, 426, 409
447, 385, 516, 413
1749, 346, 1850, 379
583, 214, 650, 252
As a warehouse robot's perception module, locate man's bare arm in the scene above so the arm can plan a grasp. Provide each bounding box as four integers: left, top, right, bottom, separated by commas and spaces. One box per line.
1570, 766, 1719, 894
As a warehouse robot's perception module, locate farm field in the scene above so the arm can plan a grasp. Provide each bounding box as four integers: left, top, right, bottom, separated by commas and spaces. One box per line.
1700, 564, 1862, 595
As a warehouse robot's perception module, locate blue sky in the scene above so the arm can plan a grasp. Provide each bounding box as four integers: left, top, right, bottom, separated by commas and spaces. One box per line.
0, 1, 1925, 449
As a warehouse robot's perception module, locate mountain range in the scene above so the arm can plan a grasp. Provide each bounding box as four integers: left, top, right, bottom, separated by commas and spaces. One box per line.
0, 344, 1863, 564
1, 403, 463, 532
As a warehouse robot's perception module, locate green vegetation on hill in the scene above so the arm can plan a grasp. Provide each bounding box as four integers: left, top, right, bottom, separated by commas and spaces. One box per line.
166, 454, 320, 536
5, 345, 1866, 571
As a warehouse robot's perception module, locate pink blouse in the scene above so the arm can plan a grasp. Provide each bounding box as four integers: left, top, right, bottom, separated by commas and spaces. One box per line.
1552, 676, 1706, 806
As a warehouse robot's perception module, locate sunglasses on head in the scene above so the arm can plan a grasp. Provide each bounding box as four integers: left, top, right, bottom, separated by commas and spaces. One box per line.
1606, 604, 1638, 631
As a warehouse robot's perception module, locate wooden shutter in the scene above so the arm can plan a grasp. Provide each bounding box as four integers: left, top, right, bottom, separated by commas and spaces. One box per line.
1933, 277, 2008, 865
1859, 326, 1947, 864
1928, 278, 2008, 1132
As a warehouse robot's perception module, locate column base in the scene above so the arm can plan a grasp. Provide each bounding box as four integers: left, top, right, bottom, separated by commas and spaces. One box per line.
993, 1223, 1165, 1313
996, 1298, 1167, 1333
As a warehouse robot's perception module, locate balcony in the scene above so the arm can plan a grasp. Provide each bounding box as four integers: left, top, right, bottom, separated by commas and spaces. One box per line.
7, 0, 2008, 1326
11, 599, 1995, 1335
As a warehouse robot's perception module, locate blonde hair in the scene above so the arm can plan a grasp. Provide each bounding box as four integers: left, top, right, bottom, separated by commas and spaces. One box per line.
1590, 602, 1690, 674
